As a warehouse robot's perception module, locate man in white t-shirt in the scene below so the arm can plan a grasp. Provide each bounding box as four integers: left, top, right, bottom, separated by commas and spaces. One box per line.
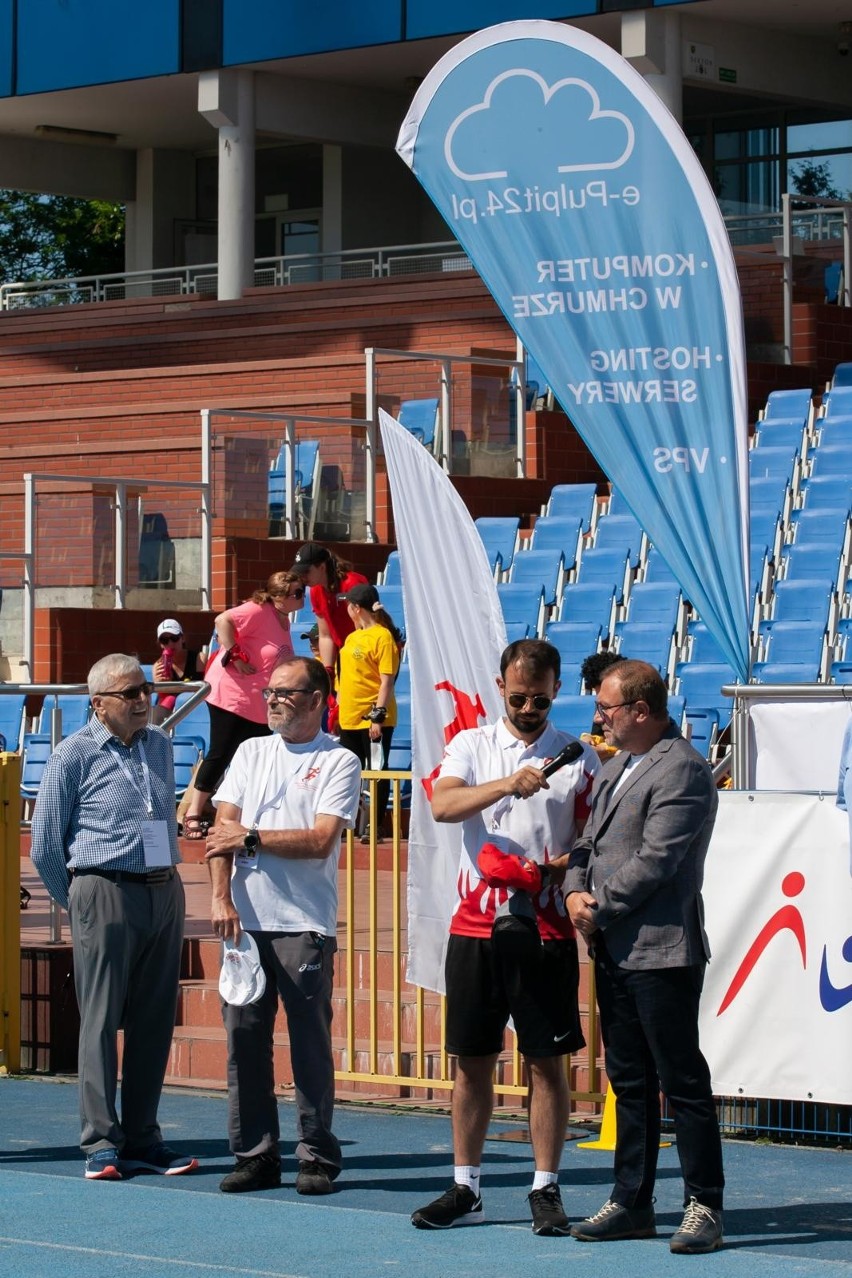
205, 655, 361, 1196
411, 639, 599, 1237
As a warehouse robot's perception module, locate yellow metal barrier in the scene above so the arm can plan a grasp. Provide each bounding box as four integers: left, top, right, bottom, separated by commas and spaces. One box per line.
337, 768, 605, 1114
0, 752, 22, 1074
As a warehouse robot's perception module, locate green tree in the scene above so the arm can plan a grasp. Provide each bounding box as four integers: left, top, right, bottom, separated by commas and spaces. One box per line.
0, 191, 124, 282
789, 159, 843, 201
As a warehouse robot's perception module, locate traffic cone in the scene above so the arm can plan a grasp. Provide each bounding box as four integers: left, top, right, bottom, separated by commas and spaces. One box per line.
578, 1083, 617, 1150
578, 1084, 672, 1151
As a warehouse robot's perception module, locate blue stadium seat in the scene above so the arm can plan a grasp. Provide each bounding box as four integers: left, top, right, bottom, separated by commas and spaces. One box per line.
675, 663, 736, 724
475, 516, 520, 578
398, 398, 439, 448
171, 692, 211, 754
751, 660, 821, 683
548, 695, 595, 739
687, 621, 734, 666
558, 581, 617, 637
685, 708, 720, 759
593, 514, 645, 568
20, 734, 53, 808
779, 542, 843, 589
529, 516, 583, 571
790, 506, 850, 550
497, 582, 546, 635
37, 694, 90, 737
749, 444, 798, 482
381, 551, 402, 587
643, 546, 680, 586
614, 621, 676, 677
800, 474, 852, 511
830, 362, 852, 389
763, 388, 812, 424
755, 620, 825, 671
544, 483, 598, 533
558, 663, 584, 695
576, 547, 631, 603
807, 443, 852, 477
173, 736, 204, 801
760, 579, 834, 633
0, 693, 26, 752
821, 386, 852, 420
752, 420, 805, 452
667, 695, 686, 729
375, 584, 404, 627
510, 548, 564, 607
544, 620, 602, 666
619, 581, 682, 630
269, 439, 320, 536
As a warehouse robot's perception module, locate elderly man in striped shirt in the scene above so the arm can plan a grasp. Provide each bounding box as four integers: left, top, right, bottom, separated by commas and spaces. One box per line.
31, 653, 198, 1182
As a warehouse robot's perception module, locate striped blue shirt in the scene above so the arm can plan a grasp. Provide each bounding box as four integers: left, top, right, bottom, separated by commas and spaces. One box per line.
30, 717, 179, 908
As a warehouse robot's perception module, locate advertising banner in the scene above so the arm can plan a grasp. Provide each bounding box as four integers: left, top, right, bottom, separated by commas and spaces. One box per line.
701, 792, 852, 1105
398, 19, 750, 680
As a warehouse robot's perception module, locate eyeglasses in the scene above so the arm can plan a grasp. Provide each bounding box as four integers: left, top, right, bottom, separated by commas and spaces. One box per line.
506, 692, 552, 711
159, 635, 180, 644
99, 682, 152, 702
273, 587, 305, 600
261, 686, 314, 702
594, 699, 637, 718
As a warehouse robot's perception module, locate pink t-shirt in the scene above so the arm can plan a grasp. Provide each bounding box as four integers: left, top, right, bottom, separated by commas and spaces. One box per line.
205, 599, 294, 724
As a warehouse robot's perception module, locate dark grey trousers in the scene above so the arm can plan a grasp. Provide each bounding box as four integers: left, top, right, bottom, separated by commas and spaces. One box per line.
68, 870, 185, 1155
221, 930, 341, 1173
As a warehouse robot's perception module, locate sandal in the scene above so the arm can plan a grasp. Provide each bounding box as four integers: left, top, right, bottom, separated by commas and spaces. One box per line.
181, 815, 210, 840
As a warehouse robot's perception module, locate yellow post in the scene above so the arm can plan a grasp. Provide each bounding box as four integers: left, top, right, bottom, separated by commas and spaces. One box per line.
0, 752, 22, 1075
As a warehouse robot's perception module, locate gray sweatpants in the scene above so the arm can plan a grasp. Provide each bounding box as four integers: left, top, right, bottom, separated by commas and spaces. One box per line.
68, 870, 185, 1155
221, 930, 341, 1174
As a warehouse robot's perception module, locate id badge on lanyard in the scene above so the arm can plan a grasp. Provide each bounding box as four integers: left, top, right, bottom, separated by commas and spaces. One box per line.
111, 738, 172, 867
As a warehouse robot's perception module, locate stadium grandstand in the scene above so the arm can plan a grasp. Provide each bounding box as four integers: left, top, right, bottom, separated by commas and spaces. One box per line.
5, 1, 852, 1152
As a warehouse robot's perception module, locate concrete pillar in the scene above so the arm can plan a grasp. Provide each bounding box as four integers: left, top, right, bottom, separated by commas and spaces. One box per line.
322, 145, 343, 253
199, 69, 255, 301
622, 10, 683, 123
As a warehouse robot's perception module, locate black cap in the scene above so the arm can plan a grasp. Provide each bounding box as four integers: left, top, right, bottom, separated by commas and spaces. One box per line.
300, 624, 320, 642
292, 542, 331, 571
344, 583, 380, 610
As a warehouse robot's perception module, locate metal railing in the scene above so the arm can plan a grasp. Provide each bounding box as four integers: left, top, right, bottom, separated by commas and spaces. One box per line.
0, 240, 472, 311
724, 679, 852, 789
336, 768, 604, 1109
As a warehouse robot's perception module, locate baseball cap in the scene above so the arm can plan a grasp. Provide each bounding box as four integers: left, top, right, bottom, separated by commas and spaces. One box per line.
219, 933, 266, 1007
156, 618, 183, 639
344, 583, 380, 610
292, 542, 331, 571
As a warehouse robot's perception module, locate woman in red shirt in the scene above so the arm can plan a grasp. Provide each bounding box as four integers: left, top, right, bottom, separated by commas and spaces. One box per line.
291, 542, 368, 678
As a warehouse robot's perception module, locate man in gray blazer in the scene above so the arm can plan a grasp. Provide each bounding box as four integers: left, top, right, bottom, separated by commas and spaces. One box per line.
564, 660, 724, 1255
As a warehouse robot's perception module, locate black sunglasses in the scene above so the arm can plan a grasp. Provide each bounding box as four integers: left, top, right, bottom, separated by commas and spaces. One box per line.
98, 682, 152, 702
273, 587, 305, 600
159, 634, 180, 644
507, 693, 552, 711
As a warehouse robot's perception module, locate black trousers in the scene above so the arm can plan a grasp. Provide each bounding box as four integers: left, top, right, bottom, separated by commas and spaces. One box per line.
195, 703, 270, 795
594, 937, 724, 1211
337, 725, 394, 828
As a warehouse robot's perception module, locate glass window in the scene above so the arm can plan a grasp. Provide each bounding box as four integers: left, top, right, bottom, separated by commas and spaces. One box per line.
787, 154, 852, 201
715, 126, 778, 162
788, 119, 852, 155
714, 160, 778, 217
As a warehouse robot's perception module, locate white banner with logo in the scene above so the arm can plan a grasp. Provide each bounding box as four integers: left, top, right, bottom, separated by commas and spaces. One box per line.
701, 791, 852, 1104
378, 408, 507, 991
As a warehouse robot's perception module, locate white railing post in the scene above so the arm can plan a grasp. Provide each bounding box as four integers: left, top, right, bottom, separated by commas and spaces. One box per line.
114, 482, 127, 608
22, 474, 35, 678
364, 348, 377, 543
283, 417, 297, 541
515, 336, 527, 478
200, 409, 213, 613
781, 193, 794, 365
440, 358, 452, 474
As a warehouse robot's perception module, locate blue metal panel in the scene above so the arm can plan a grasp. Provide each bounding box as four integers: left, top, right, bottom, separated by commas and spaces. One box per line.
17, 0, 180, 93
406, 1, 593, 41
0, 0, 12, 98
223, 0, 402, 63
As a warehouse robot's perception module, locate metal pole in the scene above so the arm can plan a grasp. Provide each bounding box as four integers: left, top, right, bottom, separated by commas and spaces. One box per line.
200, 408, 212, 613
515, 336, 527, 478
22, 475, 35, 678
781, 193, 793, 365
843, 206, 852, 309
440, 358, 452, 474
114, 482, 126, 608
364, 348, 377, 543
283, 417, 296, 541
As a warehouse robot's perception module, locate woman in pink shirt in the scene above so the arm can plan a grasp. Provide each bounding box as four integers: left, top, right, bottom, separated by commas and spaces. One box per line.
182, 571, 303, 838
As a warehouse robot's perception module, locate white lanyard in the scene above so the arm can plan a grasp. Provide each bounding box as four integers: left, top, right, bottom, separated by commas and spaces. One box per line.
110, 737, 155, 818
250, 735, 322, 828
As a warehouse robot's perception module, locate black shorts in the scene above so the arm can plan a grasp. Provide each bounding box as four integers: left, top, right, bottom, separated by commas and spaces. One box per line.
444, 925, 585, 1059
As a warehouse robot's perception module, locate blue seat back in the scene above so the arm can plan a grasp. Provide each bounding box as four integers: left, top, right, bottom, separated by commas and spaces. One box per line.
545, 483, 598, 532
475, 516, 519, 576
0, 694, 26, 752
398, 398, 439, 447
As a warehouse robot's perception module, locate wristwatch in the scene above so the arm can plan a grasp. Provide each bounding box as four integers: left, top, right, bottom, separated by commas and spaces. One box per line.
243, 827, 260, 856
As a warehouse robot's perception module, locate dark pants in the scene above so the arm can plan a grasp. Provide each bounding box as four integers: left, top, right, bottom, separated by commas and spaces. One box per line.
68, 871, 185, 1154
195, 703, 270, 795
594, 938, 724, 1211
221, 931, 341, 1174
338, 725, 394, 828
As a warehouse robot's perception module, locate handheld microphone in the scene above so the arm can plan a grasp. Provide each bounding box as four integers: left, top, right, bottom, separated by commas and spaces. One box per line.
513, 739, 585, 798
541, 739, 585, 778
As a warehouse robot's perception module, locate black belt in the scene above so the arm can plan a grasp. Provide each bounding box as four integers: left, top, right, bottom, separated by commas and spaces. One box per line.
73, 867, 176, 885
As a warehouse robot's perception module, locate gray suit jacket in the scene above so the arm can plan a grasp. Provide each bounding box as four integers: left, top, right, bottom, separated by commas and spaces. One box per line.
564, 723, 718, 970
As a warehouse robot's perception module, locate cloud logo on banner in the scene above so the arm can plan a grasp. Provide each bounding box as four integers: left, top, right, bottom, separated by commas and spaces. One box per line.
444, 69, 634, 181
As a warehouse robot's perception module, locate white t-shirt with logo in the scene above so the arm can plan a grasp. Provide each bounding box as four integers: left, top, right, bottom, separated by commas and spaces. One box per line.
214, 730, 362, 934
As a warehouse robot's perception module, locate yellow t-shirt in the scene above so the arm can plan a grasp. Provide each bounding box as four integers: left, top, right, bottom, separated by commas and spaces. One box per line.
338, 624, 400, 731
